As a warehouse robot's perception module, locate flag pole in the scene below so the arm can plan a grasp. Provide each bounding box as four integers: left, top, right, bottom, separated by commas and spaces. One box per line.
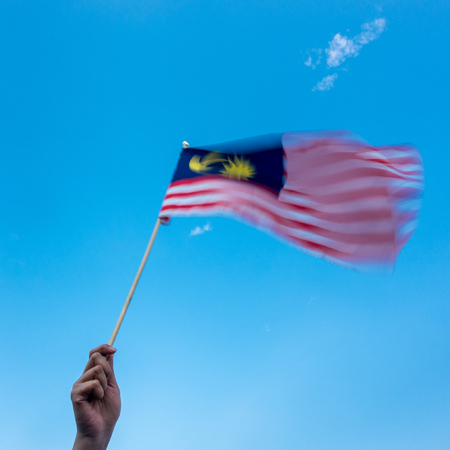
108, 217, 162, 347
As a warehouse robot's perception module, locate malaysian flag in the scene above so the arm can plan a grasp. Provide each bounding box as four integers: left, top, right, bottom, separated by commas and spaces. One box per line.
160, 131, 424, 271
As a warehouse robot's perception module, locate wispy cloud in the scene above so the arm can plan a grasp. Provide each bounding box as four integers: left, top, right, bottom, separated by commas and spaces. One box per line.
189, 222, 212, 236
304, 49, 322, 69
312, 73, 338, 91
326, 18, 386, 68
304, 18, 386, 91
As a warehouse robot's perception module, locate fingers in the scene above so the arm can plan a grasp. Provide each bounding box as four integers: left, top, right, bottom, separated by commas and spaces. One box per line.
72, 378, 105, 402
89, 344, 117, 371
72, 345, 118, 402
77, 365, 108, 392
73, 356, 110, 402
84, 350, 113, 376
89, 344, 116, 359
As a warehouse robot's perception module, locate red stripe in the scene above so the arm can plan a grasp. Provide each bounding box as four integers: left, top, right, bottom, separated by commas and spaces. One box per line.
161, 201, 354, 260
289, 166, 422, 188
161, 201, 394, 263
303, 147, 421, 167
284, 139, 422, 175
164, 175, 420, 227
165, 185, 394, 224
168, 175, 279, 195
283, 185, 419, 204
162, 195, 396, 246
280, 200, 393, 223
163, 189, 215, 201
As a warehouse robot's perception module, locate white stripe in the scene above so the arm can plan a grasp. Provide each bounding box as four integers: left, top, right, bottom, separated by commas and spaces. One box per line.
164, 185, 396, 232
163, 202, 396, 259
163, 190, 396, 240
286, 155, 423, 179
285, 175, 421, 195
166, 178, 397, 214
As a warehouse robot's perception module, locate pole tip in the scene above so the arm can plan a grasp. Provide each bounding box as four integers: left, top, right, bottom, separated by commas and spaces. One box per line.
182, 141, 189, 148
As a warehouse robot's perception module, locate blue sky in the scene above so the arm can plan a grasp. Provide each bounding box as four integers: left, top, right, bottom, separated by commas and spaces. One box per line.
1, 1, 450, 449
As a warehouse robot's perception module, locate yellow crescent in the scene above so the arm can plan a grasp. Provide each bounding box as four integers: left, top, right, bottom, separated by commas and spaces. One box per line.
189, 152, 226, 173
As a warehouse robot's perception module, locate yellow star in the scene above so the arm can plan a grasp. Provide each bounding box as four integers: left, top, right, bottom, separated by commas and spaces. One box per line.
220, 155, 256, 181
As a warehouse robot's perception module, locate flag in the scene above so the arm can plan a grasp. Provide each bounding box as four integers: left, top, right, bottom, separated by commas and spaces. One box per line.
160, 131, 424, 271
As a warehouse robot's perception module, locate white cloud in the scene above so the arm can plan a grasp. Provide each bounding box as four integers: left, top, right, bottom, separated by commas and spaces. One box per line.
312, 73, 338, 91
190, 226, 203, 236
305, 18, 386, 92
326, 18, 386, 68
358, 18, 386, 43
303, 48, 322, 69
326, 33, 358, 68
189, 222, 213, 236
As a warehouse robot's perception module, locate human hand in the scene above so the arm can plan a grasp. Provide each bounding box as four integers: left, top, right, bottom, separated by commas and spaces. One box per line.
71, 345, 121, 450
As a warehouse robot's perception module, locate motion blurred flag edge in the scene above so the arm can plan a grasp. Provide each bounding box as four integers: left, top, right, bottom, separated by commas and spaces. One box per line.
160, 131, 424, 272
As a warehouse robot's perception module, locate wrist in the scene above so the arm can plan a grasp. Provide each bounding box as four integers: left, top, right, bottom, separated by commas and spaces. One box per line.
73, 431, 113, 450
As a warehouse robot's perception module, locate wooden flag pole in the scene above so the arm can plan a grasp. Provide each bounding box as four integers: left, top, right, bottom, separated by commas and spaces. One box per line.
108, 217, 162, 347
